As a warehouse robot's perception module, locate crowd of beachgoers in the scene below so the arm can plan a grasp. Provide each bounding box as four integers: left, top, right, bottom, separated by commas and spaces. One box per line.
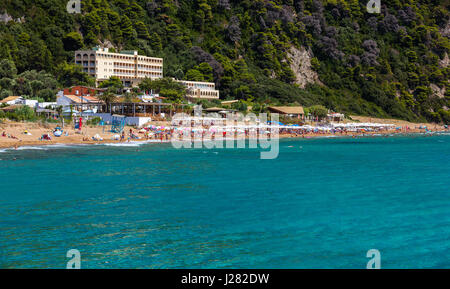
93, 118, 449, 143
167, 116, 449, 140
0, 117, 448, 150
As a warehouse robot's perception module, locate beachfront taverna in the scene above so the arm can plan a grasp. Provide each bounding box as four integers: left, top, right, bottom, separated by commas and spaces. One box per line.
268, 106, 305, 119
74, 47, 219, 100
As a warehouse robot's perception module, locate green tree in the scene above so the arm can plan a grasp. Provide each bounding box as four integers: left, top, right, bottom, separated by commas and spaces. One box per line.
135, 21, 150, 40
185, 69, 204, 81
98, 92, 117, 112
99, 76, 124, 93
0, 59, 18, 79
63, 32, 84, 51
231, 100, 248, 112
196, 63, 213, 82
37, 88, 57, 102
139, 78, 186, 103
308, 105, 328, 119
120, 16, 135, 40
149, 32, 162, 52
56, 106, 64, 128
55, 62, 95, 87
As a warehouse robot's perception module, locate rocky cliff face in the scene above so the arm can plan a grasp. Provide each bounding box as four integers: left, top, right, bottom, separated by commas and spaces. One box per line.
441, 20, 450, 38
0, 12, 24, 23
287, 46, 321, 88
430, 83, 446, 99
439, 52, 449, 68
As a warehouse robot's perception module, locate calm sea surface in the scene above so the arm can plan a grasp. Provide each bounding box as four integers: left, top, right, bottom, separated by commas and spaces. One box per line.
0, 135, 449, 268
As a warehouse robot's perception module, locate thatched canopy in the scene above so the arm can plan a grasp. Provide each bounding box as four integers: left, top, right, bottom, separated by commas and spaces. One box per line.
268, 106, 304, 115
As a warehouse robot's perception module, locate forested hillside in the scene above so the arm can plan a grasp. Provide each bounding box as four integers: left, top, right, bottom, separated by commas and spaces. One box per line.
0, 0, 449, 123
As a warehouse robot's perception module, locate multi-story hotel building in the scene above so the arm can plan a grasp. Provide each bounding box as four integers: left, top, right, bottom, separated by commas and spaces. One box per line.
176, 80, 220, 100
75, 47, 163, 87
75, 47, 221, 101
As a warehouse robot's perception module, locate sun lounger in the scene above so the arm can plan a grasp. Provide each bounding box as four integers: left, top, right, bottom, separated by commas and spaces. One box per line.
92, 134, 103, 141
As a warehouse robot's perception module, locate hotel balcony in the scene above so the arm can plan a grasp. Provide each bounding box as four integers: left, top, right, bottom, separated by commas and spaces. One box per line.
187, 89, 220, 99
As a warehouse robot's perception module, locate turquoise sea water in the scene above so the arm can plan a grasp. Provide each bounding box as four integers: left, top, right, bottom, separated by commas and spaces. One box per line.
0, 134, 449, 269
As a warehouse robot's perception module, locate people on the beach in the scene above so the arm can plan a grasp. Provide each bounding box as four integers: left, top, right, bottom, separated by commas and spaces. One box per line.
1, 119, 446, 151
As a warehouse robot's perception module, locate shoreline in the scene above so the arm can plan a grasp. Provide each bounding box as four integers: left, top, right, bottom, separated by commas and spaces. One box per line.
1, 130, 448, 151
1, 119, 447, 151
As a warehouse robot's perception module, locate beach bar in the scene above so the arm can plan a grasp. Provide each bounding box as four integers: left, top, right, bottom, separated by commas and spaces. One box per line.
268, 106, 305, 119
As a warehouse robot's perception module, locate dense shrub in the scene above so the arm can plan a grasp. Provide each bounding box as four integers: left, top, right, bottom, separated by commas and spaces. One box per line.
5, 106, 36, 121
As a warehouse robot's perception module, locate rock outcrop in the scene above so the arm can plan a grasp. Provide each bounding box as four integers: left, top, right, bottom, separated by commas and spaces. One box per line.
286, 46, 321, 88
430, 83, 446, 99
439, 52, 449, 68
441, 20, 450, 38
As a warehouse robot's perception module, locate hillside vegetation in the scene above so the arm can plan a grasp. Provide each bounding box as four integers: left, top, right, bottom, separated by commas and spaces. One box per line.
0, 0, 449, 123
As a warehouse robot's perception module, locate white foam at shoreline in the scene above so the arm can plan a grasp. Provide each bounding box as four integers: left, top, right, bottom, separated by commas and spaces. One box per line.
0, 140, 170, 152
101, 140, 170, 147
15, 146, 48, 150
0, 143, 81, 153
103, 142, 145, 147
18, 143, 80, 150
1, 132, 448, 153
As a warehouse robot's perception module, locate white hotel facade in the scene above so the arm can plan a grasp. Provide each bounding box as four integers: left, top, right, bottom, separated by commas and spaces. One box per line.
75, 47, 163, 87
75, 47, 220, 100
176, 80, 219, 100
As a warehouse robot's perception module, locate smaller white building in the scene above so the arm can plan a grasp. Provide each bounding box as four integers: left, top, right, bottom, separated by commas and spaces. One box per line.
137, 93, 160, 103
1, 96, 48, 108
22, 99, 38, 108
0, 96, 23, 105
36, 102, 57, 109
176, 80, 220, 100
56, 91, 101, 107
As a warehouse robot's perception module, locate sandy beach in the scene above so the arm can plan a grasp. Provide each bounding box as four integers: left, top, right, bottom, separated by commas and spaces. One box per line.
0, 120, 144, 149
0, 117, 447, 150
349, 115, 444, 129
